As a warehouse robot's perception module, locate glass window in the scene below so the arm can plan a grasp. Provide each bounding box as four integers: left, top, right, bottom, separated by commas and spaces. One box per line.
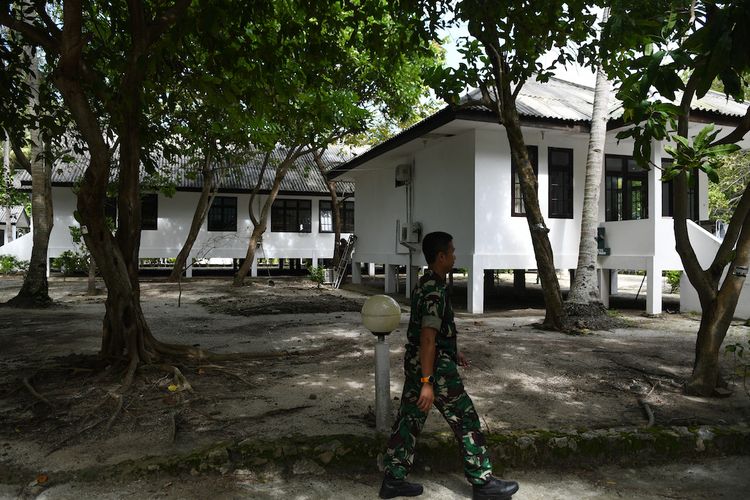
604, 155, 648, 221
319, 200, 355, 233
319, 200, 354, 233
141, 193, 158, 230
271, 199, 311, 232
548, 148, 574, 219
661, 159, 698, 220
207, 196, 237, 232
511, 145, 539, 217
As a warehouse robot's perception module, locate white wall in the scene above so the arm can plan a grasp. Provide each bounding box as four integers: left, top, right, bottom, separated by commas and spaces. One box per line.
350, 163, 408, 265
47, 187, 345, 262
472, 126, 588, 270
412, 130, 476, 268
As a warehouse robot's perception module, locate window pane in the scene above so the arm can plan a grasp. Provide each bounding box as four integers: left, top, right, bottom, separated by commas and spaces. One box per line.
208, 196, 236, 231
141, 193, 158, 230
319, 200, 333, 232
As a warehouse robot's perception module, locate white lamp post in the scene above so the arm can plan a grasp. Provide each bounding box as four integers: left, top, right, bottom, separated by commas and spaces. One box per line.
361, 294, 401, 433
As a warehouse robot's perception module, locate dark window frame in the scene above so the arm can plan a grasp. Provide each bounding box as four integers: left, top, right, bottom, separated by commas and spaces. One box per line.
140, 193, 158, 230
548, 147, 574, 219
271, 198, 312, 233
661, 158, 699, 220
207, 196, 237, 232
511, 145, 539, 217
319, 200, 355, 233
605, 154, 649, 221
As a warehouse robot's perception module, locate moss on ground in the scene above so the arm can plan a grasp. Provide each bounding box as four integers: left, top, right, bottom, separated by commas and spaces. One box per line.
7, 425, 749, 487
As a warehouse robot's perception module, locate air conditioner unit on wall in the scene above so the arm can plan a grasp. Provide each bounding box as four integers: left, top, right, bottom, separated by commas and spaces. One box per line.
399, 221, 422, 245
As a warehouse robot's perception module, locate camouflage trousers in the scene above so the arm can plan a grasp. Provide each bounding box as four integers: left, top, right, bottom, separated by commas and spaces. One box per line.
382, 347, 493, 485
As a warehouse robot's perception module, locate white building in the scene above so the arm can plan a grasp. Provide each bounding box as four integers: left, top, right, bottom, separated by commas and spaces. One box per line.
0, 206, 30, 245
2, 148, 355, 276
328, 78, 750, 316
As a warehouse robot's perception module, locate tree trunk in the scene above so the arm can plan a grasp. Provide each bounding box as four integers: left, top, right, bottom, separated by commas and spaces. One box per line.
234, 149, 298, 285
686, 301, 735, 395
8, 139, 53, 306
474, 30, 568, 330
501, 101, 567, 330
87, 256, 97, 295
566, 8, 611, 316
50, 1, 192, 383
313, 150, 343, 265
169, 154, 215, 281
333, 194, 343, 265
8, 46, 54, 307
670, 73, 750, 395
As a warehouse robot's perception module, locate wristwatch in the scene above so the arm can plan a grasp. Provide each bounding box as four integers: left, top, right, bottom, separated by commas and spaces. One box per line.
420, 375, 435, 384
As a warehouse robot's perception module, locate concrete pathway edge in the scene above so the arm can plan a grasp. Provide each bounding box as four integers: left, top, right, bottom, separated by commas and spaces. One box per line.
4, 424, 749, 485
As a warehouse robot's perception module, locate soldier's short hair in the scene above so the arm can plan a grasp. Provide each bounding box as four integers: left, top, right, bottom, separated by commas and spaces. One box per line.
422, 231, 453, 265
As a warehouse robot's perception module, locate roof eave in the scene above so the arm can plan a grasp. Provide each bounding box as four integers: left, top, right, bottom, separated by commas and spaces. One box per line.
326, 106, 592, 180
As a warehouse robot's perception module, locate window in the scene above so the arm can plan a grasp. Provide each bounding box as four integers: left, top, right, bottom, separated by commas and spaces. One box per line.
319, 200, 355, 233
271, 199, 311, 232
207, 196, 237, 231
548, 148, 574, 218
661, 159, 699, 220
605, 155, 648, 221
511, 145, 539, 217
141, 193, 158, 230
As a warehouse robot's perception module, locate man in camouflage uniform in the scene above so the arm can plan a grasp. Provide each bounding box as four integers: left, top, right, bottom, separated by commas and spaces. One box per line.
379, 232, 519, 500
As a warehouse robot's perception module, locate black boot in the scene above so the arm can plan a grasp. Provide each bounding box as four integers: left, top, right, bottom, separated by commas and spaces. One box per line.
472, 477, 519, 500
379, 476, 424, 498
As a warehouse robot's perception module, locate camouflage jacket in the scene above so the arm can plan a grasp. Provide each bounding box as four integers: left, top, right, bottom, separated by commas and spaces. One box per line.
406, 269, 458, 360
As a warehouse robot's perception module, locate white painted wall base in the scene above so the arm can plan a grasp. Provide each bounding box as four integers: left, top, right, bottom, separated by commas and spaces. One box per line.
368, 263, 376, 276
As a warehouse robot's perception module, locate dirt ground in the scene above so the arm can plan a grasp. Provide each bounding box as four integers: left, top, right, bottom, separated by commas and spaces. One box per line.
0, 275, 749, 492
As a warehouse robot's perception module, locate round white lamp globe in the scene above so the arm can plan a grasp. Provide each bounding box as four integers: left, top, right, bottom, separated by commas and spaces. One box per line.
361, 295, 401, 335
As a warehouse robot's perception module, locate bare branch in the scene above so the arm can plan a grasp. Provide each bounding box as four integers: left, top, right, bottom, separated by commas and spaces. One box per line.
0, 7, 58, 54
711, 105, 750, 147
710, 180, 750, 278
33, 0, 61, 42
8, 135, 32, 175
248, 151, 271, 227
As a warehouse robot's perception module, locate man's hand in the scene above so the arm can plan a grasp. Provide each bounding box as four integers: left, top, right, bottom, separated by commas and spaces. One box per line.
458, 351, 471, 368
416, 383, 434, 413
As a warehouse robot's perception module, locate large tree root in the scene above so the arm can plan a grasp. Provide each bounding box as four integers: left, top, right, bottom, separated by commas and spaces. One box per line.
21, 376, 53, 408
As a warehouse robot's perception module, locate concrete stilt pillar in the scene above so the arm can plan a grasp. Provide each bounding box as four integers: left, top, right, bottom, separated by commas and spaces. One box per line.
468, 263, 484, 314
513, 269, 526, 290
368, 263, 376, 276
186, 258, 193, 278
352, 261, 362, 284
598, 268, 611, 309
311, 256, 318, 269
385, 264, 397, 294
251, 259, 258, 278
610, 269, 619, 294
46, 256, 50, 278
646, 258, 662, 315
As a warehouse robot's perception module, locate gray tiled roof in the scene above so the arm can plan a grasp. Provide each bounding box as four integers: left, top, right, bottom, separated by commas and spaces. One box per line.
464, 76, 747, 122
18, 145, 357, 195
0, 206, 29, 226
